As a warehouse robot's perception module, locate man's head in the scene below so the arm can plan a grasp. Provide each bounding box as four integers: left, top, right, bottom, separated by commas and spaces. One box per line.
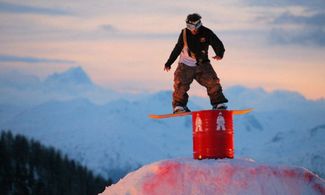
186, 13, 202, 33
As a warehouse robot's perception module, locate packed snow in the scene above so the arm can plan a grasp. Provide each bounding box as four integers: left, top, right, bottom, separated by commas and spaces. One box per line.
100, 158, 325, 195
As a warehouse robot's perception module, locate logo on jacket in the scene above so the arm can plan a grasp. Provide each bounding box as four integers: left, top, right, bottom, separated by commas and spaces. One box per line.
200, 37, 206, 43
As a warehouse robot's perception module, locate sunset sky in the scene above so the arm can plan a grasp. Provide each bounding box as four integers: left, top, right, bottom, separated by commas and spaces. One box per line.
0, 0, 324, 100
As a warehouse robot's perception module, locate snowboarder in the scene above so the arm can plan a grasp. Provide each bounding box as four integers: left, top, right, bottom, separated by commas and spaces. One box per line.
216, 112, 226, 131
195, 113, 203, 132
164, 13, 228, 114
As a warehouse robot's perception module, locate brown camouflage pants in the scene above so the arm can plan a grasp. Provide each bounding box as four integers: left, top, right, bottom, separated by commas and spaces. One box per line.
172, 62, 228, 109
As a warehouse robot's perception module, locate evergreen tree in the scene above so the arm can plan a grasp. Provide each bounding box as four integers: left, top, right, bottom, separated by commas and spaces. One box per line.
0, 130, 112, 195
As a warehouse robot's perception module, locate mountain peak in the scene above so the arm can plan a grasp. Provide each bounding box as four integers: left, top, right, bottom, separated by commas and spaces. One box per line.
45, 66, 93, 86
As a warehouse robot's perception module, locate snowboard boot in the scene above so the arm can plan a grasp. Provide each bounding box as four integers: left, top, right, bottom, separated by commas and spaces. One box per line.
212, 103, 227, 110
173, 106, 191, 114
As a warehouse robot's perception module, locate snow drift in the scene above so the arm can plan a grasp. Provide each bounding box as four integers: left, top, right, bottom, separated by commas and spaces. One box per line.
100, 158, 325, 195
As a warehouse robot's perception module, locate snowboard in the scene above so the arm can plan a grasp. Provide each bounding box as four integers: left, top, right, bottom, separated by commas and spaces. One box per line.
148, 108, 253, 119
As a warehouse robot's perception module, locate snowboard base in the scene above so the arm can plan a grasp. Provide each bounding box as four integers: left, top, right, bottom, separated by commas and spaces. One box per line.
148, 108, 253, 119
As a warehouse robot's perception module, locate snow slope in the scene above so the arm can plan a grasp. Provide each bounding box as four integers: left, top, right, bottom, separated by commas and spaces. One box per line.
2, 92, 324, 181
101, 158, 325, 195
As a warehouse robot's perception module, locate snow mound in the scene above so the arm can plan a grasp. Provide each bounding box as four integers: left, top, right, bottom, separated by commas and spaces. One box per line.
100, 158, 324, 195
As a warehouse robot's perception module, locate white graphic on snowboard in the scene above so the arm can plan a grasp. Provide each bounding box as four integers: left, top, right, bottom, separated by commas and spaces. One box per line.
216, 112, 226, 131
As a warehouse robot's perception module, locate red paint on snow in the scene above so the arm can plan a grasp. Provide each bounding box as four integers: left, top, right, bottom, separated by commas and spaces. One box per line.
143, 161, 181, 194
304, 171, 314, 182
101, 159, 325, 195
304, 171, 325, 194
212, 164, 236, 192
313, 182, 325, 194
282, 168, 298, 178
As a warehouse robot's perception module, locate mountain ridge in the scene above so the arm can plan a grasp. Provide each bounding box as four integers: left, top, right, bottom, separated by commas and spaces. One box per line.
0, 67, 324, 181
44, 66, 93, 87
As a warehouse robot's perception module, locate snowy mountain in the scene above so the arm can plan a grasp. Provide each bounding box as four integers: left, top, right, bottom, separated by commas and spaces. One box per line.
1, 90, 325, 181
0, 70, 41, 90
0, 96, 193, 180
44, 66, 93, 87
0, 67, 324, 181
101, 158, 325, 195
0, 67, 119, 105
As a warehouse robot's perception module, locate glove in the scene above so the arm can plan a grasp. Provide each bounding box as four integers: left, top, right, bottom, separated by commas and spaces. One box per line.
212, 56, 222, 60
164, 64, 171, 72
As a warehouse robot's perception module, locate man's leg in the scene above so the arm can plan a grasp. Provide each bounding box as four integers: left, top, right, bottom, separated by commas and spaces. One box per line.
195, 62, 228, 106
172, 63, 195, 110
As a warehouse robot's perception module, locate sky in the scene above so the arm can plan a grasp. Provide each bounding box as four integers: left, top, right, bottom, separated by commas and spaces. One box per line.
0, 0, 324, 100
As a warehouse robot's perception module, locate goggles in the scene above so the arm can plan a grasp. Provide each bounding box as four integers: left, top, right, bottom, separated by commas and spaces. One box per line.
186, 20, 202, 31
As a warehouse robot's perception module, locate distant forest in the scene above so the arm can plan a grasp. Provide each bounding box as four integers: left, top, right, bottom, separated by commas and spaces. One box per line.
0, 130, 112, 195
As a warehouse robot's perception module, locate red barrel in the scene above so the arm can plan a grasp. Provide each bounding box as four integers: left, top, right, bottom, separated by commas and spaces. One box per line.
192, 110, 234, 159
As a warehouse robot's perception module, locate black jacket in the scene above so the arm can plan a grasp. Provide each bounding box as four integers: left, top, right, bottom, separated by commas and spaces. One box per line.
165, 26, 225, 67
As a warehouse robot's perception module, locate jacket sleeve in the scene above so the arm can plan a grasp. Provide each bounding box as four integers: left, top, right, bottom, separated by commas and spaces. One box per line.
165, 31, 183, 68
208, 29, 225, 59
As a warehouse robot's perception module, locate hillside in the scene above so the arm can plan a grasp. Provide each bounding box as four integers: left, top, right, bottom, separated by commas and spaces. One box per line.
0, 131, 111, 195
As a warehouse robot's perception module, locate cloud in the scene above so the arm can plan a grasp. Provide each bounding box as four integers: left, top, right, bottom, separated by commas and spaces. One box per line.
246, 0, 325, 9
270, 12, 325, 47
0, 2, 71, 15
99, 24, 117, 32
273, 12, 325, 26
270, 28, 325, 47
0, 55, 76, 64
244, 0, 325, 47
94, 22, 177, 40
